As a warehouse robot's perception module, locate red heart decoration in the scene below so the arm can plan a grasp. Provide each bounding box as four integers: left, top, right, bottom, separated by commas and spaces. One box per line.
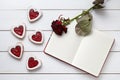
11, 46, 21, 57
29, 9, 39, 20
14, 25, 23, 36
12, 24, 26, 39
29, 30, 44, 44
32, 32, 42, 42
9, 43, 23, 59
28, 57, 39, 68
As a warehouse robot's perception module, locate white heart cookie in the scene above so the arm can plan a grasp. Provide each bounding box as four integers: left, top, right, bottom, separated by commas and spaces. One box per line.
27, 57, 42, 70
28, 8, 42, 22
8, 42, 24, 59
29, 30, 44, 44
11, 23, 26, 39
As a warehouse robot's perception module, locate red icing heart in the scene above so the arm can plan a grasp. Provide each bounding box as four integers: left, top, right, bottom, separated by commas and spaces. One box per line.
14, 26, 23, 36
32, 32, 42, 42
28, 57, 39, 68
29, 9, 39, 19
11, 46, 21, 57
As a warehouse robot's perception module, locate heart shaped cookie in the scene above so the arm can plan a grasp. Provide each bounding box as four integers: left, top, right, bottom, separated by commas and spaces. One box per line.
27, 57, 42, 70
28, 8, 42, 22
8, 42, 24, 59
11, 23, 26, 39
29, 30, 44, 44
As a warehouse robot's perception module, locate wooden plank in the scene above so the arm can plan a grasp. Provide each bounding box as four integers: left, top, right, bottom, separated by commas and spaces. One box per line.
0, 52, 83, 73
0, 74, 102, 80
0, 74, 93, 80
0, 10, 120, 30
0, 0, 120, 9
0, 0, 119, 79
0, 52, 120, 73
0, 31, 51, 51
102, 31, 120, 51
0, 31, 119, 51
0, 74, 120, 80
93, 10, 120, 30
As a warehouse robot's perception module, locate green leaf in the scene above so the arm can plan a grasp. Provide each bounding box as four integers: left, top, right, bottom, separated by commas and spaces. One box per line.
75, 12, 92, 36
93, 4, 104, 9
93, 0, 104, 5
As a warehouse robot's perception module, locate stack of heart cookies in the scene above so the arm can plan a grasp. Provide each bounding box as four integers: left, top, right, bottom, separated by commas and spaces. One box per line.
8, 8, 43, 71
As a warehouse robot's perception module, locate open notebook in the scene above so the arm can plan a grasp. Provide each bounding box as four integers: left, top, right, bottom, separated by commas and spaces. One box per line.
44, 21, 115, 76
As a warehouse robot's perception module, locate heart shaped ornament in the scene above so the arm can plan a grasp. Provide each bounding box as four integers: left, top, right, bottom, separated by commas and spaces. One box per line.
11, 23, 26, 39
29, 30, 44, 44
28, 8, 42, 22
8, 42, 24, 59
27, 57, 42, 70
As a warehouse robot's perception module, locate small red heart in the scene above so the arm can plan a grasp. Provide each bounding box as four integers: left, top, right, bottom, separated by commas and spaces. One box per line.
14, 25, 23, 36
28, 57, 39, 68
29, 9, 39, 19
11, 46, 21, 57
9, 43, 23, 59
32, 32, 42, 42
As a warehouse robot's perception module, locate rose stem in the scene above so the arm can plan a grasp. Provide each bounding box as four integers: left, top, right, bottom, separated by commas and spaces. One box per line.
70, 5, 95, 22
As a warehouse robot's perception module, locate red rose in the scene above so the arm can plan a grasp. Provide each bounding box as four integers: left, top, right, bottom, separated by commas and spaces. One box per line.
51, 20, 67, 35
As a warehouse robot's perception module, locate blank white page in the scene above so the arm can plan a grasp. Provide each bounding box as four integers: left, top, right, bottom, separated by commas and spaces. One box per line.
72, 30, 114, 76
44, 21, 83, 63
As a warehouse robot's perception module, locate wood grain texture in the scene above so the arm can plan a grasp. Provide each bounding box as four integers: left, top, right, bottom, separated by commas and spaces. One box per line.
0, 52, 120, 74
0, 74, 120, 80
0, 31, 51, 51
0, 0, 119, 79
0, 31, 119, 51
0, 10, 120, 30
0, 0, 120, 9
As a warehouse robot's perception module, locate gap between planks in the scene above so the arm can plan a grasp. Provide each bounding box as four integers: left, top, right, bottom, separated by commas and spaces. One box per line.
0, 30, 52, 31
0, 73, 120, 75
0, 50, 119, 52
0, 9, 120, 10
0, 30, 120, 31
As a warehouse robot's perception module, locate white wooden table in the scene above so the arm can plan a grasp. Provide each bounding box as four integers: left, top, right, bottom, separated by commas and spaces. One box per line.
0, 0, 120, 79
